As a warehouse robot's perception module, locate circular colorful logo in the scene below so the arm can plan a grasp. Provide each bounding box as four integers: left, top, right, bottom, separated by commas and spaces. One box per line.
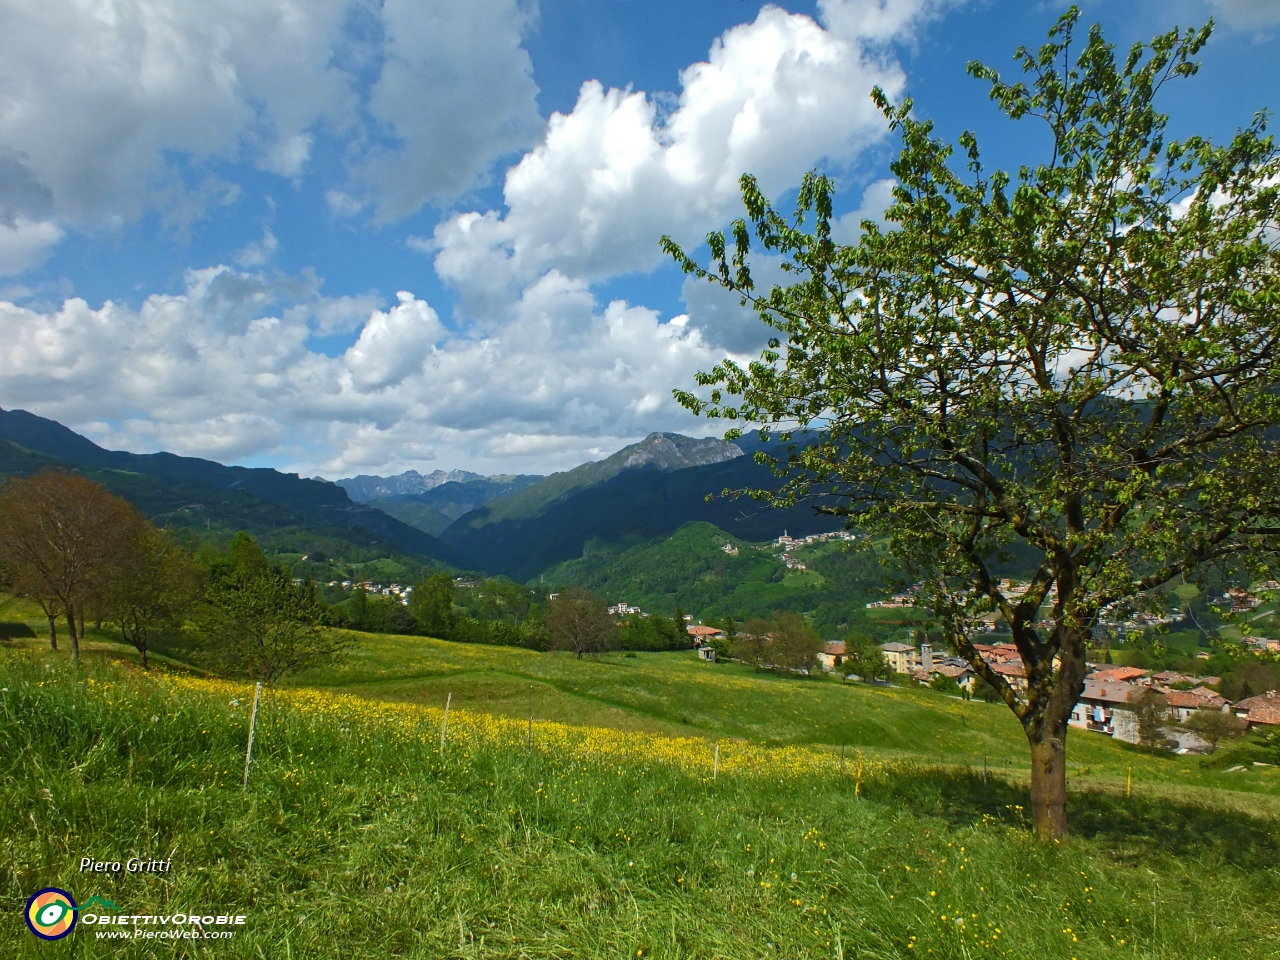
25, 888, 77, 940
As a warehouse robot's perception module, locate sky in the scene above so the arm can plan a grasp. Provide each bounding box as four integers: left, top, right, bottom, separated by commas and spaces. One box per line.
0, 0, 1277, 480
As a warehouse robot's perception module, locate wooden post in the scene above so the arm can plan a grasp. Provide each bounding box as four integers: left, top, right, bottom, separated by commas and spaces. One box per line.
527, 685, 533, 748
242, 682, 262, 790
983, 756, 988, 785
440, 692, 452, 750
713, 743, 719, 780
840, 744, 846, 773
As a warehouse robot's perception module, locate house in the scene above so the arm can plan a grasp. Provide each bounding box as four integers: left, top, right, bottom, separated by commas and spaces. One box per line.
1088, 666, 1150, 685
696, 646, 717, 662
989, 660, 1028, 693
816, 640, 846, 672
1233, 690, 1280, 728
1150, 671, 1191, 686
1164, 690, 1230, 723
913, 659, 977, 692
1069, 680, 1140, 743
686, 625, 725, 645
879, 641, 919, 674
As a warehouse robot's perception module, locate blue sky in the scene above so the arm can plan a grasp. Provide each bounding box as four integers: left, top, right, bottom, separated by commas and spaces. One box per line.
0, 0, 1276, 478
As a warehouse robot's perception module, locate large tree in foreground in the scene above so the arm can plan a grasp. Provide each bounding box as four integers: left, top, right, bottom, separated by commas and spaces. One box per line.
663, 10, 1280, 839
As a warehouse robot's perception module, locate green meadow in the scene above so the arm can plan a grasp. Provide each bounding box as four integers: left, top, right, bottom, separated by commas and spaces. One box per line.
1, 619, 1278, 957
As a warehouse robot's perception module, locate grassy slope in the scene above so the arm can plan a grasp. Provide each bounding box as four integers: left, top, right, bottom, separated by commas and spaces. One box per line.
3, 648, 1278, 959
286, 632, 1280, 805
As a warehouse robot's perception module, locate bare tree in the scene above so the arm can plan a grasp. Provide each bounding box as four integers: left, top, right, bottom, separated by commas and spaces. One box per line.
544, 587, 615, 659
0, 470, 133, 658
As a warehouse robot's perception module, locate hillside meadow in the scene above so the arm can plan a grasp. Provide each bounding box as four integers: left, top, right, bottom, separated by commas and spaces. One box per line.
2, 624, 1279, 957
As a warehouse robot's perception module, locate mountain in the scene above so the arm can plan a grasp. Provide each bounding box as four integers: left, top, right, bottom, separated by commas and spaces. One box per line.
450, 432, 744, 532
370, 475, 544, 536
0, 408, 472, 568
336, 469, 482, 501
439, 434, 844, 580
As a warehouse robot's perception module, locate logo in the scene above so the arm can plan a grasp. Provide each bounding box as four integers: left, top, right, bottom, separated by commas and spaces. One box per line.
81, 895, 119, 912
25, 887, 78, 940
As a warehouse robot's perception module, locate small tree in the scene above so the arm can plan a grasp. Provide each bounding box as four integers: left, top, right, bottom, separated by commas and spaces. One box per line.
663, 12, 1280, 838
410, 573, 456, 638
772, 611, 822, 673
545, 586, 616, 659
1131, 689, 1174, 753
1182, 707, 1246, 753
104, 519, 204, 669
841, 632, 888, 682
734, 617, 773, 671
197, 553, 350, 683
0, 469, 133, 657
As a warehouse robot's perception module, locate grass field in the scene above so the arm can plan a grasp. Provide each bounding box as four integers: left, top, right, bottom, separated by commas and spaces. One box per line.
2, 631, 1279, 958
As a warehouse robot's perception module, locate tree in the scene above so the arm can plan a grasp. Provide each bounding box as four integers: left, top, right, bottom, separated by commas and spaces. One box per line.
772, 611, 822, 673
841, 631, 888, 682
409, 573, 456, 638
197, 548, 350, 683
673, 604, 689, 649
0, 470, 134, 657
103, 519, 204, 668
734, 617, 773, 671
663, 12, 1280, 838
545, 586, 616, 658
1182, 707, 1247, 753
1131, 689, 1174, 753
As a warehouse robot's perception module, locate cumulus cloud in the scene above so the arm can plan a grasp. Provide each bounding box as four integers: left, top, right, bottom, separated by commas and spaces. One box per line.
0, 0, 951, 473
430, 0, 944, 324
348, 0, 543, 221
0, 0, 542, 269
1205, 0, 1280, 31
0, 265, 725, 475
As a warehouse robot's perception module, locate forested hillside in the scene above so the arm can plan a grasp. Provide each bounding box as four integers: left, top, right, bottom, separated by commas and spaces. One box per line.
542, 521, 924, 637
0, 410, 469, 570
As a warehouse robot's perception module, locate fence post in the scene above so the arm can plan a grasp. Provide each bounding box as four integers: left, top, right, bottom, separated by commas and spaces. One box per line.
242, 682, 262, 791
713, 743, 719, 780
440, 692, 452, 750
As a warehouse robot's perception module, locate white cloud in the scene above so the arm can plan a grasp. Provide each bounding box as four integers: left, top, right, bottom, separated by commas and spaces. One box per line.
1205, 0, 1280, 30
234, 226, 279, 268
0, 0, 542, 264
430, 0, 942, 322
0, 265, 727, 475
348, 0, 544, 221
0, 218, 64, 276
831, 177, 897, 244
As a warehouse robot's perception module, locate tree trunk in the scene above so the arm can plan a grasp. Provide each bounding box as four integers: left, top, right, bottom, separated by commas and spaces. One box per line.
1027, 732, 1069, 840
47, 613, 58, 652
140, 643, 149, 670
67, 603, 80, 660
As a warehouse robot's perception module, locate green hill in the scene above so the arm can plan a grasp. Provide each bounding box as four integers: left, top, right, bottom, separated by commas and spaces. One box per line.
541, 521, 914, 636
